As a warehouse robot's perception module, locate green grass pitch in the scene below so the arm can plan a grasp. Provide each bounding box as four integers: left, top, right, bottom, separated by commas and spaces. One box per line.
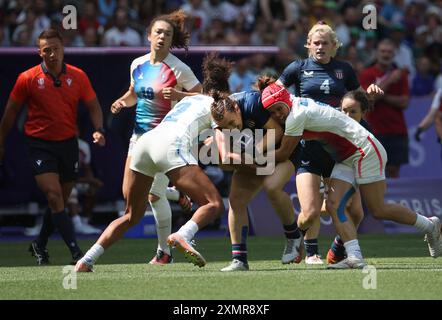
1, 234, 442, 300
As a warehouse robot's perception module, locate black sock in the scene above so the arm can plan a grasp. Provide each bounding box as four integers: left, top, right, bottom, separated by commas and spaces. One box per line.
304, 239, 319, 257
52, 209, 81, 255
331, 235, 346, 257
283, 221, 301, 239
36, 208, 55, 248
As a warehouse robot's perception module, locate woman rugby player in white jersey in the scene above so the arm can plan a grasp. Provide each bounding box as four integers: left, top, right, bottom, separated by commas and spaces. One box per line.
75, 54, 234, 271
109, 10, 202, 265
259, 83, 442, 269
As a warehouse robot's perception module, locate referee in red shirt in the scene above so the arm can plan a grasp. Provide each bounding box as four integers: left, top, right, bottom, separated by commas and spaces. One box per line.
0, 29, 106, 265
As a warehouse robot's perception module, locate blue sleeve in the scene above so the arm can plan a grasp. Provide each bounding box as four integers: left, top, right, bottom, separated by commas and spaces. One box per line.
250, 98, 270, 128
278, 60, 302, 90
344, 62, 360, 91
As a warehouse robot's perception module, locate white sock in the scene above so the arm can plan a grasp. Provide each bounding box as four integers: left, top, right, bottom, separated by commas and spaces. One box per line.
150, 196, 172, 255
165, 187, 180, 201
72, 215, 82, 229
83, 244, 104, 266
343, 239, 363, 260
414, 214, 433, 234
177, 220, 199, 241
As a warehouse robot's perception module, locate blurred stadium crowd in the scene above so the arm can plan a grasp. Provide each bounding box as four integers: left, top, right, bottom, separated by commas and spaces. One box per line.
0, 0, 442, 95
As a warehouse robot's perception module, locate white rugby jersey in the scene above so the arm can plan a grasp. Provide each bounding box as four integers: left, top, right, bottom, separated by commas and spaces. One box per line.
285, 96, 373, 162
158, 94, 216, 143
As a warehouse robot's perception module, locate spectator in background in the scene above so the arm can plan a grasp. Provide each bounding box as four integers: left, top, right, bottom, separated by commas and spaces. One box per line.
0, 23, 10, 46
199, 16, 226, 44
390, 23, 416, 80
102, 7, 141, 46
180, 0, 209, 45
14, 0, 51, 45
0, 29, 106, 265
97, 0, 117, 26
224, 0, 256, 30
359, 39, 410, 178
228, 57, 257, 92
358, 30, 377, 67
412, 56, 435, 96
12, 8, 36, 46
379, 0, 405, 30
202, 0, 231, 26
83, 26, 100, 46
62, 28, 85, 47
79, 0, 102, 37
258, 0, 295, 31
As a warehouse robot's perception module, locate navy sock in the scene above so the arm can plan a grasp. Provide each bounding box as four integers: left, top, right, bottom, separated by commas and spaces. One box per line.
232, 244, 247, 264
52, 209, 81, 255
304, 239, 319, 257
232, 226, 248, 263
36, 208, 55, 248
331, 235, 346, 257
283, 221, 301, 239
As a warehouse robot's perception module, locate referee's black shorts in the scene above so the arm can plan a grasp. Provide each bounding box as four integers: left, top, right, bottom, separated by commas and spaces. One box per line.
26, 136, 79, 183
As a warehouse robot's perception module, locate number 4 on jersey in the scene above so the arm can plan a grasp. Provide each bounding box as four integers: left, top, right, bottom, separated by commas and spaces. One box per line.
320, 79, 330, 94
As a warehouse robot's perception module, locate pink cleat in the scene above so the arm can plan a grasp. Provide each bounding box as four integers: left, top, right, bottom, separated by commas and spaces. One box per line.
167, 233, 206, 267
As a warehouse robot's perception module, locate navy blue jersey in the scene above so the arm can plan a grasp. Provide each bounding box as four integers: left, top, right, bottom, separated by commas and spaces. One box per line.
230, 91, 270, 130
279, 58, 360, 108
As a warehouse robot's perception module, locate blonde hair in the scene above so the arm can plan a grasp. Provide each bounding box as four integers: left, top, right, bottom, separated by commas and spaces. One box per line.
305, 22, 342, 58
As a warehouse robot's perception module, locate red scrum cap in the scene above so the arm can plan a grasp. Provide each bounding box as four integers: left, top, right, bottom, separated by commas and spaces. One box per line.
261, 83, 292, 109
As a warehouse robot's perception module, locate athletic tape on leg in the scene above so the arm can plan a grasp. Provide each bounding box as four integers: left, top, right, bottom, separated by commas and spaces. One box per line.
337, 187, 356, 223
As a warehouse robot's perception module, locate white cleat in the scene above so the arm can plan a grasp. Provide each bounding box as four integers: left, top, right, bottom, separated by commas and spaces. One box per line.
281, 236, 303, 264
75, 222, 102, 235
327, 256, 366, 269
305, 254, 324, 265
424, 217, 441, 258
220, 259, 249, 272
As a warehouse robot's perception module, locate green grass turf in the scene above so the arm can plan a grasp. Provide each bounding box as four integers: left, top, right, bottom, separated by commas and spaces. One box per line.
1, 234, 442, 300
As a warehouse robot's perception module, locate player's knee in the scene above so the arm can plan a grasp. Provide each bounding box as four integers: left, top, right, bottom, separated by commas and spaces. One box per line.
263, 183, 281, 201
125, 213, 143, 227
325, 197, 339, 217
366, 203, 384, 220
302, 205, 321, 222
349, 208, 365, 225
211, 197, 225, 219
45, 188, 63, 207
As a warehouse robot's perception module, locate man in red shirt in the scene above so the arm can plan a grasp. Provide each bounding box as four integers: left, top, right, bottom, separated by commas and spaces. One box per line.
0, 28, 106, 265
359, 39, 410, 178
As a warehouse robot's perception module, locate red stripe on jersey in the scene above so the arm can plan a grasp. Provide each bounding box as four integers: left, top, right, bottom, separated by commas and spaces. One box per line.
367, 136, 383, 175
357, 148, 365, 178
302, 130, 358, 162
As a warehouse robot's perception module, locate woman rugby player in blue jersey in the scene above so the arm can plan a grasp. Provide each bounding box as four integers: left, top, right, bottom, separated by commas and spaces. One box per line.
75, 54, 237, 271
